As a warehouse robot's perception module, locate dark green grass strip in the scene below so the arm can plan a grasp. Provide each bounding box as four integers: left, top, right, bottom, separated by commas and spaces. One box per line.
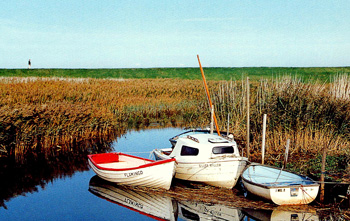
1, 67, 349, 82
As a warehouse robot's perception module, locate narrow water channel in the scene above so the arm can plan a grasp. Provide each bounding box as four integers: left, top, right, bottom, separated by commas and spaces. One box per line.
0, 127, 347, 220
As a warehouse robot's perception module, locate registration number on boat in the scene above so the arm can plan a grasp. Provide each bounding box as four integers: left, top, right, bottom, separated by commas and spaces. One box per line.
199, 163, 221, 168
124, 170, 143, 177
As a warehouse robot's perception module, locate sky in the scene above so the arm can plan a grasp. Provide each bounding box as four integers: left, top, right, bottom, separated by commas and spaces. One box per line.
0, 0, 349, 68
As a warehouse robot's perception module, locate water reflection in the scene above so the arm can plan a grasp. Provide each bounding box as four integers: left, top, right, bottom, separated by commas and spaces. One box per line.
88, 176, 320, 221
242, 208, 319, 221
89, 175, 178, 220
178, 200, 244, 220
0, 137, 114, 209
0, 127, 348, 220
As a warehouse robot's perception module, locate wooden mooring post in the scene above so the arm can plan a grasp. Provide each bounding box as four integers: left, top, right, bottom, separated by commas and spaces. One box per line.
320, 140, 328, 203
261, 114, 267, 164
246, 77, 250, 160
320, 135, 335, 204
283, 139, 290, 168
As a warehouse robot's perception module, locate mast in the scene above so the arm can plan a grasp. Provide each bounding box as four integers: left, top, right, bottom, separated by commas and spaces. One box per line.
197, 55, 221, 136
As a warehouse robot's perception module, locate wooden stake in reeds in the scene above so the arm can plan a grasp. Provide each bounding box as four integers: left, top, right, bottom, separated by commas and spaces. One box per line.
320, 137, 330, 203
197, 55, 220, 136
320, 134, 335, 204
283, 139, 290, 168
227, 113, 230, 136
261, 114, 267, 164
246, 77, 250, 160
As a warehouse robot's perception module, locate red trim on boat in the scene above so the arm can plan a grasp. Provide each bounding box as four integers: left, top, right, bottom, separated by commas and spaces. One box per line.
88, 152, 176, 171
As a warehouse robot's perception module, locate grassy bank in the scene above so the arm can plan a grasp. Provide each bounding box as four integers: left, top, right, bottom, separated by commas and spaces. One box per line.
1, 67, 350, 81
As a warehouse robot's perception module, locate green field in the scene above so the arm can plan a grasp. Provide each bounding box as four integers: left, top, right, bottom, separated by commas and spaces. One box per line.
1, 67, 349, 82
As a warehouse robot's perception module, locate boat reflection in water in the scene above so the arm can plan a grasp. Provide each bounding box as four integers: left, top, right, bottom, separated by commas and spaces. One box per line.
89, 175, 322, 221
89, 176, 177, 220
177, 200, 244, 221
89, 176, 246, 221
242, 208, 319, 221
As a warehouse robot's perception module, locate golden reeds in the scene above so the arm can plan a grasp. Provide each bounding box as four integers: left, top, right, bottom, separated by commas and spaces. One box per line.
212, 75, 350, 180
1, 76, 349, 179
330, 74, 350, 101
0, 78, 207, 161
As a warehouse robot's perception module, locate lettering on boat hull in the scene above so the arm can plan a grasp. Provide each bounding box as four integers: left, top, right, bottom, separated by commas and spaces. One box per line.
124, 170, 143, 178
124, 197, 144, 209
199, 163, 221, 168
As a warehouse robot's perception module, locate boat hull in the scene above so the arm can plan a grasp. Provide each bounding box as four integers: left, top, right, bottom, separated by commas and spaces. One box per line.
242, 164, 319, 205
154, 149, 247, 189
176, 159, 247, 189
88, 153, 176, 190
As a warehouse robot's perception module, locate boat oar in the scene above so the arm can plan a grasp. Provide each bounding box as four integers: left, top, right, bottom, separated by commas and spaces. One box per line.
197, 55, 221, 136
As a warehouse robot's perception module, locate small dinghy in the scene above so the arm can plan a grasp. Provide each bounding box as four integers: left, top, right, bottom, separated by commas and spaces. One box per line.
241, 163, 319, 205
88, 152, 177, 190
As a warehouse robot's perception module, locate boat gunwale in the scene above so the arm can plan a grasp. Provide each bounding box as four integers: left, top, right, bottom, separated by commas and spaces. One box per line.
153, 149, 247, 164
173, 157, 247, 164
241, 176, 320, 189
88, 152, 176, 172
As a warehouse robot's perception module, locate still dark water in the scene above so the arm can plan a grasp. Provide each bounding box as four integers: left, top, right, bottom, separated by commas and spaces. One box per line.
0, 127, 334, 220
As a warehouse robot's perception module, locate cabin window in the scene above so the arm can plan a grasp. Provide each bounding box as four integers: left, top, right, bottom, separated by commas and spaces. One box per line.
290, 188, 299, 197
291, 214, 299, 220
180, 145, 199, 156
212, 146, 234, 154
181, 207, 200, 220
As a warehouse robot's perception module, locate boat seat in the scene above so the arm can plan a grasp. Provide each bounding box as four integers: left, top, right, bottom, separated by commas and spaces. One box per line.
262, 181, 311, 187
98, 161, 133, 169
162, 150, 172, 155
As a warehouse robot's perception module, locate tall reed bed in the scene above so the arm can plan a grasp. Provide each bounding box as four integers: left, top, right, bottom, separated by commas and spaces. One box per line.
211, 74, 350, 180
1, 75, 349, 180
0, 78, 207, 162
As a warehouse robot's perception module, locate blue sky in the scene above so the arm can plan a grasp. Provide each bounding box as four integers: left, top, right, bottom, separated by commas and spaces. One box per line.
1, 1, 349, 68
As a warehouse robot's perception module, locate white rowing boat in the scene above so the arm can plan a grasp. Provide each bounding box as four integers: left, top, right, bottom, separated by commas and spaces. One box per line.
88, 152, 177, 190
241, 163, 319, 205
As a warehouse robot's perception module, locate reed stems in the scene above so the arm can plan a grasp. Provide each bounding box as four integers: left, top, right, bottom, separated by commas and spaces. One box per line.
0, 75, 349, 180
211, 74, 350, 180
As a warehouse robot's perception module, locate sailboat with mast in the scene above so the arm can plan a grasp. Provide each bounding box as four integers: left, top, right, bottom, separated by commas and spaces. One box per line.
152, 56, 247, 189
